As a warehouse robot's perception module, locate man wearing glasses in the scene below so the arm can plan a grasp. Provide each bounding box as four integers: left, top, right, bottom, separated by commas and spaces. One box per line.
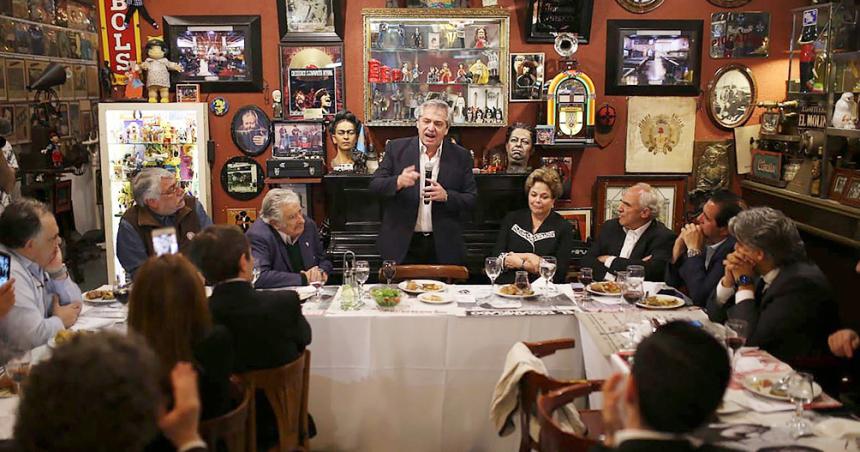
116, 168, 212, 278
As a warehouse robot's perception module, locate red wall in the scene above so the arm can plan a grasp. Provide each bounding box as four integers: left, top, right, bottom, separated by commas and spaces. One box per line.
130, 0, 807, 221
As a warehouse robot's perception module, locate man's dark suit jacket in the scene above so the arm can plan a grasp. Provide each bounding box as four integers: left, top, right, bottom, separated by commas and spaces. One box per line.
246, 216, 333, 289
209, 280, 311, 373
590, 439, 733, 452
707, 260, 840, 363
369, 136, 477, 264
666, 237, 736, 308
580, 219, 676, 282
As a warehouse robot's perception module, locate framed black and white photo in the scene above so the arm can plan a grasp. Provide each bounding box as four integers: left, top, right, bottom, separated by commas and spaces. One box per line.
221, 156, 265, 201
526, 0, 593, 44
272, 120, 326, 159
277, 0, 344, 43
605, 20, 703, 96
164, 15, 263, 92
510, 53, 544, 102
231, 105, 272, 156
706, 64, 757, 129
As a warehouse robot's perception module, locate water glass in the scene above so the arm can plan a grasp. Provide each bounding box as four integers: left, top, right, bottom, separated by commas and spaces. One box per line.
622, 279, 644, 305
514, 271, 530, 292
354, 260, 370, 300
539, 256, 557, 295
382, 260, 396, 286
787, 372, 814, 438
8, 351, 32, 395
626, 265, 645, 281
310, 279, 324, 302
725, 319, 749, 364
578, 267, 593, 302
615, 271, 628, 284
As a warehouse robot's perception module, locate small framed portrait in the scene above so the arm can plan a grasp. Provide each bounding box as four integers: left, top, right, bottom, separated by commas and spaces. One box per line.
706, 64, 757, 130
4, 59, 27, 102
231, 105, 272, 156
526, 0, 594, 44
535, 125, 555, 145
540, 156, 573, 200
427, 32, 441, 50
164, 15, 263, 92
73, 65, 88, 99
57, 102, 70, 137
277, 0, 344, 43
829, 168, 854, 202
175, 84, 200, 103
466, 24, 499, 49
225, 207, 257, 232
272, 120, 326, 159
510, 53, 544, 102
842, 176, 860, 208
221, 156, 265, 201
13, 104, 29, 143
86, 65, 99, 98
280, 45, 344, 120
287, 67, 337, 119
557, 208, 592, 241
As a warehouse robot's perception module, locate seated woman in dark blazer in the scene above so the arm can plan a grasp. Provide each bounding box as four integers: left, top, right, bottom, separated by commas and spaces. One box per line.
128, 253, 234, 422
492, 167, 574, 284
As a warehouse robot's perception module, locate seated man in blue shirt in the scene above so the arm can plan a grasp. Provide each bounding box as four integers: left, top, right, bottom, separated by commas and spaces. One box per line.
0, 198, 82, 351
116, 168, 212, 278
246, 188, 332, 288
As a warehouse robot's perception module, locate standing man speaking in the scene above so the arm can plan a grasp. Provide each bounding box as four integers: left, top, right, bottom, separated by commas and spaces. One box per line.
370, 99, 477, 264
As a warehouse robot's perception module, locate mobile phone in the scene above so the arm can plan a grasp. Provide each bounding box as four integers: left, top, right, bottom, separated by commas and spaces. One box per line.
0, 252, 10, 285
151, 227, 179, 256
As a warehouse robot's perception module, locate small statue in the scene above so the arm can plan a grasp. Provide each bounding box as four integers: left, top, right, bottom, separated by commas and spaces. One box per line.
506, 124, 534, 174
690, 142, 730, 203
438, 62, 453, 84
832, 92, 858, 129
453, 94, 466, 124
41, 131, 63, 168
272, 89, 284, 119
474, 26, 488, 48
469, 59, 489, 85
426, 66, 438, 84
100, 61, 115, 97
411, 63, 422, 82
401, 62, 411, 82
391, 87, 405, 120
372, 89, 384, 119
123, 0, 159, 29
136, 38, 182, 103
411, 29, 422, 49
455, 63, 469, 83
486, 51, 499, 80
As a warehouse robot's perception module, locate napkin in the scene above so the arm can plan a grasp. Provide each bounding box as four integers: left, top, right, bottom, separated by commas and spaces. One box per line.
813, 417, 860, 439
490, 299, 522, 309
723, 388, 794, 413
71, 317, 117, 331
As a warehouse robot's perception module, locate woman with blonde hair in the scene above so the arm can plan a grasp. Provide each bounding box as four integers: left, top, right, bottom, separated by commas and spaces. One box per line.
492, 167, 574, 284
128, 253, 234, 421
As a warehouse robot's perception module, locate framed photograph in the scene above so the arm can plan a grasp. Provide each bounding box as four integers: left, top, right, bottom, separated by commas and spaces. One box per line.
280, 45, 344, 120
57, 102, 70, 137
4, 59, 27, 102
710, 12, 770, 59
828, 168, 854, 202
594, 175, 687, 235
272, 120, 326, 159
750, 149, 782, 182
510, 53, 544, 102
616, 0, 663, 14
175, 84, 200, 103
277, 0, 344, 43
231, 105, 272, 156
164, 15, 263, 92
220, 156, 265, 201
605, 20, 703, 96
68, 102, 80, 138
842, 176, 860, 208
0, 58, 5, 101
535, 125, 555, 145
86, 65, 99, 98
287, 67, 336, 119
73, 65, 88, 99
626, 96, 696, 173
225, 207, 257, 232
706, 64, 757, 130
526, 0, 593, 44
540, 156, 573, 200
0, 105, 12, 137
557, 208, 592, 241
13, 104, 29, 143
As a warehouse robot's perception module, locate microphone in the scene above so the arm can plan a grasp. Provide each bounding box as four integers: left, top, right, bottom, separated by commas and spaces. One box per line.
424, 161, 434, 205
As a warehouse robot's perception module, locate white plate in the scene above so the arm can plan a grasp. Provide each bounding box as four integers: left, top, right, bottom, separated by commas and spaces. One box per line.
741, 373, 823, 402
82, 290, 117, 304
417, 292, 453, 304
586, 283, 622, 297
494, 284, 538, 299
636, 295, 685, 310
398, 279, 446, 294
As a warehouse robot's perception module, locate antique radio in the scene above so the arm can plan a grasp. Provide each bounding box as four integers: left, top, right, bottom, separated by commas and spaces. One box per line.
266, 159, 324, 178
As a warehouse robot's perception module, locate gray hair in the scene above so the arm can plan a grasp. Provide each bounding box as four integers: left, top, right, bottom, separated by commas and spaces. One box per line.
631, 182, 660, 219
260, 188, 302, 225
415, 99, 452, 126
132, 168, 174, 206
728, 207, 806, 266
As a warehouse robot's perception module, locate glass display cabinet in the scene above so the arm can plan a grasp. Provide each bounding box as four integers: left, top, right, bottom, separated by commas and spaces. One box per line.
362, 8, 510, 127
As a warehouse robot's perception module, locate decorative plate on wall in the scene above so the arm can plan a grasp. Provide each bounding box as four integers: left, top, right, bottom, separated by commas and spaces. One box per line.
230, 105, 272, 156
221, 156, 265, 201
707, 0, 751, 7
616, 0, 664, 14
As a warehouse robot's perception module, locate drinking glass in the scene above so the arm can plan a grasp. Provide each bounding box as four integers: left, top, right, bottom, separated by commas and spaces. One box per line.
8, 350, 32, 395
578, 267, 593, 302
309, 278, 324, 302
626, 265, 645, 281
615, 271, 628, 285
539, 256, 557, 295
786, 372, 814, 438
622, 279, 644, 305
725, 319, 749, 364
251, 266, 261, 287
354, 260, 370, 300
484, 256, 502, 298
382, 260, 396, 286
514, 271, 530, 293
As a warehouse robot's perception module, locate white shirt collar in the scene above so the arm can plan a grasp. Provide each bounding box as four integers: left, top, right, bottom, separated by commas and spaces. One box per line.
762, 267, 781, 286
708, 237, 728, 251
262, 217, 298, 246
624, 220, 652, 237
614, 429, 685, 446
419, 140, 443, 159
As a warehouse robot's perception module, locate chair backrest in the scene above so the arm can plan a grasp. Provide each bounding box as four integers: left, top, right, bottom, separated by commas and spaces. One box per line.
240, 350, 310, 452
382, 264, 470, 284
517, 339, 577, 452
537, 384, 603, 452
199, 377, 252, 452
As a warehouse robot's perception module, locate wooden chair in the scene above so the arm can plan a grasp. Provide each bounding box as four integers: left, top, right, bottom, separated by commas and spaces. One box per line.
537, 383, 605, 452
240, 350, 311, 452
381, 264, 470, 284
199, 377, 253, 452
518, 339, 603, 452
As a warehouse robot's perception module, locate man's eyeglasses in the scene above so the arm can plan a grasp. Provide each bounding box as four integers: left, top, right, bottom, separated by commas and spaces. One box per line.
161, 184, 182, 197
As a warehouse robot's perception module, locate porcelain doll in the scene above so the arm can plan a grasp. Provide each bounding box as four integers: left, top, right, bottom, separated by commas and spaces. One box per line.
137, 38, 182, 103
833, 92, 858, 129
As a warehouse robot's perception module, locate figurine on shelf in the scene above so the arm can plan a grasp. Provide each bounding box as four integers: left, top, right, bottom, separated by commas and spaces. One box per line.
42, 131, 63, 168
438, 62, 453, 84
411, 28, 422, 49
455, 63, 470, 83
137, 38, 182, 103
474, 26, 488, 49
272, 89, 284, 119
100, 61, 115, 97
330, 110, 359, 172
469, 59, 489, 85
832, 92, 858, 129
505, 123, 534, 174
426, 66, 438, 84
453, 94, 466, 124
486, 51, 499, 81
124, 0, 159, 29
412, 63, 422, 83
474, 108, 484, 123
401, 62, 411, 82
124, 65, 145, 100
391, 87, 405, 120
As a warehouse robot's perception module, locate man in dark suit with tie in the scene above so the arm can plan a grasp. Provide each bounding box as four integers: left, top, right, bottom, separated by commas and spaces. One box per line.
666, 190, 744, 307
369, 99, 477, 264
245, 188, 332, 289
581, 183, 676, 281
708, 207, 839, 363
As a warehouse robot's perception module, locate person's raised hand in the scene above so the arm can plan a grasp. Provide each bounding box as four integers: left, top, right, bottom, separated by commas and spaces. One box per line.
158, 362, 203, 449
396, 165, 420, 191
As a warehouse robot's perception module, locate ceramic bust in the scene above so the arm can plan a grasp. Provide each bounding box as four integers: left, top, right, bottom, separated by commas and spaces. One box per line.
505, 123, 535, 174
329, 110, 360, 171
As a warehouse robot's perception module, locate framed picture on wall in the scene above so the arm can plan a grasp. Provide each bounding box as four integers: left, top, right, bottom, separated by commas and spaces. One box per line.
594, 175, 687, 235
280, 44, 344, 120
287, 67, 337, 119
706, 64, 757, 130
841, 176, 860, 208
0, 105, 12, 137
164, 15, 263, 92
13, 104, 29, 143
525, 0, 594, 44
625, 96, 696, 173
710, 12, 770, 58
557, 208, 592, 241
4, 59, 27, 102
510, 52, 544, 102
828, 168, 854, 202
605, 20, 703, 96
277, 0, 344, 43
272, 120, 326, 159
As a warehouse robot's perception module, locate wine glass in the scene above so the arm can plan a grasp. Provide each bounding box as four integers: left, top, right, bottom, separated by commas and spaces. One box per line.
354, 260, 370, 301
484, 256, 502, 298
539, 256, 557, 295
615, 271, 628, 284
622, 279, 644, 305
626, 265, 645, 281
382, 260, 396, 287
8, 350, 32, 395
578, 267, 593, 302
786, 372, 815, 438
725, 319, 749, 365
309, 278, 324, 302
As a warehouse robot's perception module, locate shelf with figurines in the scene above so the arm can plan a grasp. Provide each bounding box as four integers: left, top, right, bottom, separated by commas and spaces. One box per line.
363, 7, 509, 127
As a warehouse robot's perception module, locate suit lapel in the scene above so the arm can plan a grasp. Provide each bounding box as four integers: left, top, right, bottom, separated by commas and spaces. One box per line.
628, 222, 656, 258
436, 141, 454, 190
266, 223, 295, 272
298, 225, 313, 268
405, 138, 422, 203
709, 237, 734, 270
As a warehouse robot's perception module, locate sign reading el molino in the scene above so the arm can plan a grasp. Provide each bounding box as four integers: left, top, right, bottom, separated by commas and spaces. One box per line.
98, 0, 143, 75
